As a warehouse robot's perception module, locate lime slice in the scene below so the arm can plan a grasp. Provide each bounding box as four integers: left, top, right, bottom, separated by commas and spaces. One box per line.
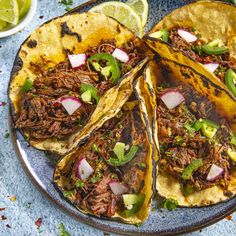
127, 0, 148, 27
0, 0, 19, 25
17, 0, 31, 18
89, 1, 143, 37
0, 20, 7, 30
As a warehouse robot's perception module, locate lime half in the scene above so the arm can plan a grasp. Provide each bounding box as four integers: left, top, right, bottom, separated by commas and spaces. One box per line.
127, 0, 148, 27
0, 0, 19, 25
89, 1, 143, 37
17, 0, 31, 18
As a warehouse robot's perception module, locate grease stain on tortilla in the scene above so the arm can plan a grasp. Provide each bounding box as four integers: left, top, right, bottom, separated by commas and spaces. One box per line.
26, 39, 38, 48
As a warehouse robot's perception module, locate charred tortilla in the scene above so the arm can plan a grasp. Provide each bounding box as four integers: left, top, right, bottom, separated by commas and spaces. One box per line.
145, 1, 236, 98
53, 91, 155, 224
9, 12, 149, 155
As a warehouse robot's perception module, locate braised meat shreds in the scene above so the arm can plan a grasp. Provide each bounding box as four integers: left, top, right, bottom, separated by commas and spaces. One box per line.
169, 27, 234, 81
61, 107, 147, 217
15, 39, 144, 141
157, 86, 234, 194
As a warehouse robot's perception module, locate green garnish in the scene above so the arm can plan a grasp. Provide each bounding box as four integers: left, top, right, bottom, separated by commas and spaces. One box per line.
182, 159, 203, 180
107, 145, 139, 166
58, 223, 71, 236
80, 83, 100, 103
75, 179, 84, 188
59, 0, 73, 11
149, 29, 169, 42
92, 144, 99, 153
163, 198, 178, 211
182, 184, 194, 196
22, 78, 33, 92
122, 194, 145, 218
225, 69, 236, 98
90, 171, 103, 183
230, 135, 236, 146
140, 162, 146, 168
88, 53, 121, 83
184, 123, 196, 133
62, 190, 74, 197
113, 142, 126, 159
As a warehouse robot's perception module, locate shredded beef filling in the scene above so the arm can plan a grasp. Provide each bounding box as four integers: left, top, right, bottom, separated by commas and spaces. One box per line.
157, 86, 234, 194
59, 106, 147, 217
169, 27, 235, 81
15, 39, 144, 140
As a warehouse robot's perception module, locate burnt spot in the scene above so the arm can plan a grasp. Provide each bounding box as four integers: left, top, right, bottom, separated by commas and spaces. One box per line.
116, 24, 121, 33
180, 70, 191, 79
26, 39, 37, 48
202, 78, 210, 89
12, 55, 23, 75
63, 48, 73, 55
61, 22, 81, 42
214, 88, 221, 96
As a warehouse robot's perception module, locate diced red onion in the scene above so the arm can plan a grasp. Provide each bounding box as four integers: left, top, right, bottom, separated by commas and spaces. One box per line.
160, 89, 185, 110
109, 181, 128, 195
206, 164, 223, 181
68, 54, 87, 68
177, 29, 197, 43
204, 63, 219, 73
61, 97, 82, 115
112, 48, 129, 63
76, 158, 94, 180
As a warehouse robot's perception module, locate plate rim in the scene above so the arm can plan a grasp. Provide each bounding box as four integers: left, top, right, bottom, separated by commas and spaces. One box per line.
8, 0, 236, 235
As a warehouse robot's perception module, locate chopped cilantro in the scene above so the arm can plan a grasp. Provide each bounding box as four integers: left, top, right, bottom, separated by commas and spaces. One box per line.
92, 144, 99, 153
163, 198, 178, 211
184, 122, 196, 133
230, 135, 236, 146
59, 223, 71, 236
75, 180, 84, 188
90, 171, 103, 183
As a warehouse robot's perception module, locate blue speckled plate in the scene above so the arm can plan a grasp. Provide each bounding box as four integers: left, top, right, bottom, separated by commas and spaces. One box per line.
9, 0, 236, 235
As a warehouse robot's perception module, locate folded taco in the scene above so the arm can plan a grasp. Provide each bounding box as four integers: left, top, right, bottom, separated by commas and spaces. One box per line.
143, 58, 236, 206
53, 93, 154, 224
145, 1, 236, 98
9, 12, 149, 154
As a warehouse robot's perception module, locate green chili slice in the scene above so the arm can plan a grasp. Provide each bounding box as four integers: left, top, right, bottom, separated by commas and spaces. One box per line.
182, 159, 203, 180
225, 69, 236, 97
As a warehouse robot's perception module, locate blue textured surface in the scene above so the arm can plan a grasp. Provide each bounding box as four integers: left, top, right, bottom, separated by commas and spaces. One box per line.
0, 0, 235, 235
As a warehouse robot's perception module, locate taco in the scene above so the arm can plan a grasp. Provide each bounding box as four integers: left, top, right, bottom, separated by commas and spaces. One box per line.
9, 12, 149, 155
143, 58, 236, 206
53, 92, 155, 224
145, 1, 236, 98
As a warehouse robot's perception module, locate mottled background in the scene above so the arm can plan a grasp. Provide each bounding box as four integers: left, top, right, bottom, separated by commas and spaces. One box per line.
0, 0, 235, 235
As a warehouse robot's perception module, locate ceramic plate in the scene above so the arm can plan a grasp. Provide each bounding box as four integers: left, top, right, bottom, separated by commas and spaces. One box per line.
9, 0, 236, 235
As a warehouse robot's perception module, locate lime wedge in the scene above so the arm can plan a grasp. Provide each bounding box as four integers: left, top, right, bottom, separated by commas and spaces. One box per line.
0, 0, 19, 25
89, 1, 143, 37
127, 0, 148, 27
17, 0, 31, 18
0, 20, 7, 30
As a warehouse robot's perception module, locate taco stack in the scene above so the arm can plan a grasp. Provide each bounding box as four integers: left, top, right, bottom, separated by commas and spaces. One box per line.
141, 58, 236, 206
9, 12, 149, 155
145, 1, 236, 98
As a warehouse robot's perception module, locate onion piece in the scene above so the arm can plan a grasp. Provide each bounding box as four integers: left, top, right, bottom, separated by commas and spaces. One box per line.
61, 97, 82, 115
206, 164, 223, 181
160, 89, 185, 110
112, 48, 129, 63
76, 158, 94, 180
177, 29, 197, 43
109, 181, 128, 195
204, 63, 219, 73
68, 54, 87, 68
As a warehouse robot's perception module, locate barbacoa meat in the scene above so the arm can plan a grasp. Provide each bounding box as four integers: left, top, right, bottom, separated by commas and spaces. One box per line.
60, 106, 147, 217
157, 86, 234, 193
15, 39, 144, 140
